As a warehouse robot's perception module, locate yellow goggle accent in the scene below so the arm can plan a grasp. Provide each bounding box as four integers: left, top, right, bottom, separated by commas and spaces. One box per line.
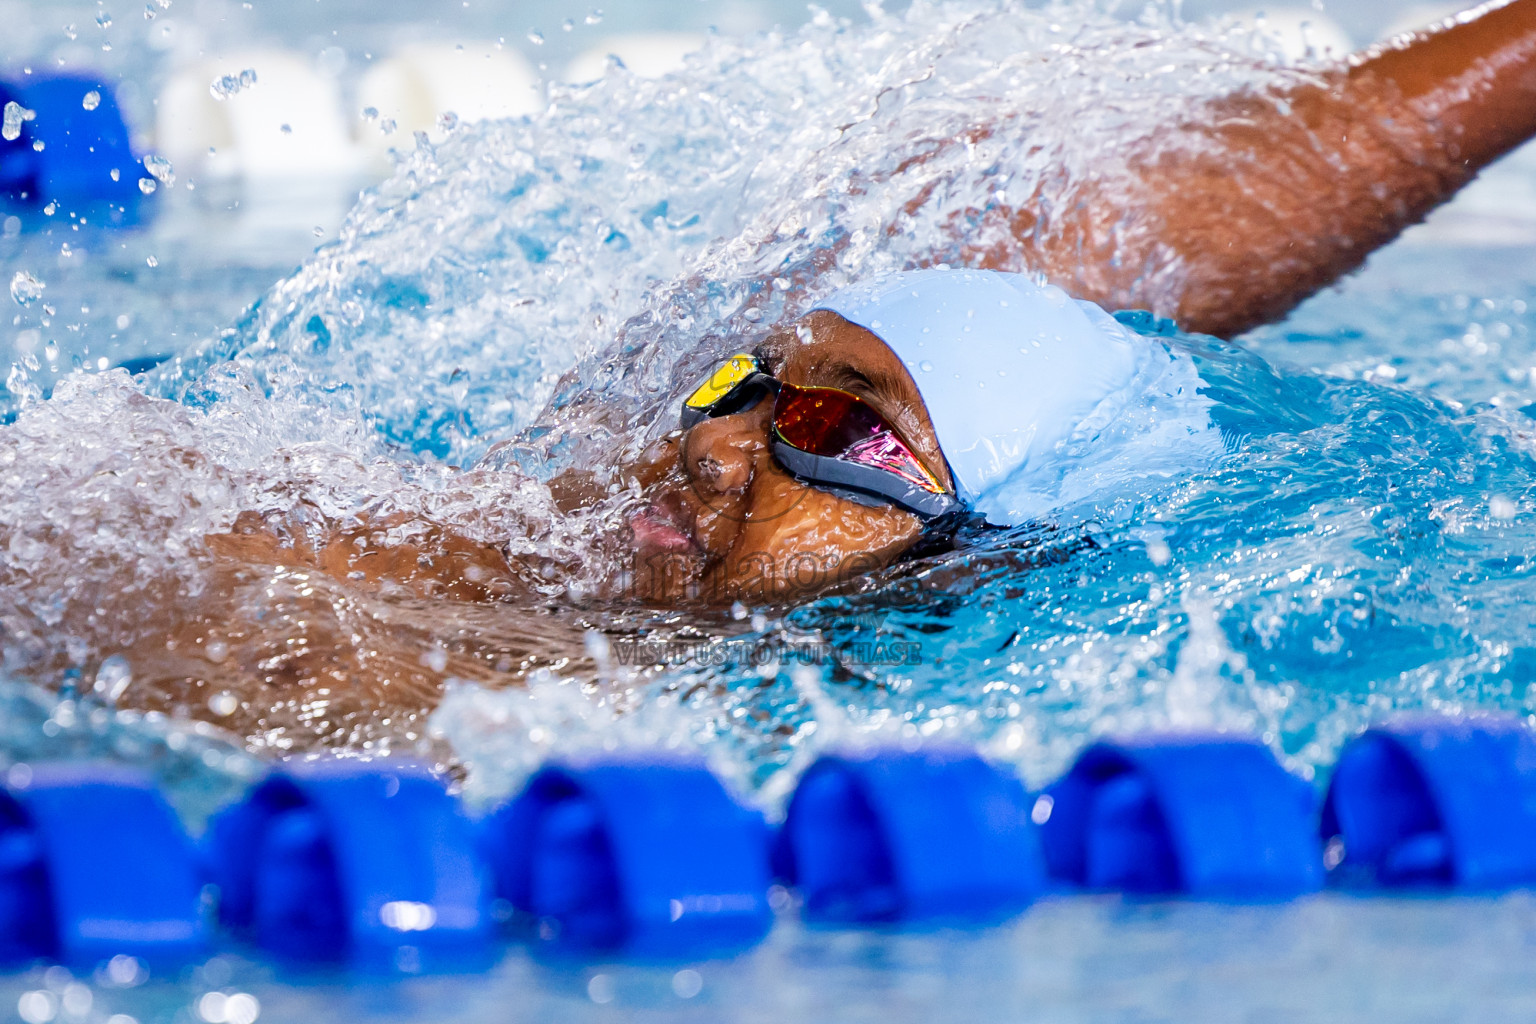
684, 354, 761, 411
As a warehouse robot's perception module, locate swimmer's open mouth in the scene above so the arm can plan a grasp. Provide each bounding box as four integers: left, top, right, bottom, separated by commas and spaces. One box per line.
628, 502, 699, 554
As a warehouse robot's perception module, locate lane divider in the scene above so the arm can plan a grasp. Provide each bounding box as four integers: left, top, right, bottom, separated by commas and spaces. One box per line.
1322, 717, 1536, 887
776, 748, 1043, 923
0, 765, 205, 965
203, 762, 493, 972
482, 758, 772, 956
0, 714, 1530, 973
1039, 736, 1322, 897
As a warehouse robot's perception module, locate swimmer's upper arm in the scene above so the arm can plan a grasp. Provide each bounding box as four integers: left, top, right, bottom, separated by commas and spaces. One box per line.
208, 510, 519, 603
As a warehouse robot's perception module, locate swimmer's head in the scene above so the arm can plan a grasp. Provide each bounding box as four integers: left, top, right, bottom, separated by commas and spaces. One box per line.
627, 268, 1141, 603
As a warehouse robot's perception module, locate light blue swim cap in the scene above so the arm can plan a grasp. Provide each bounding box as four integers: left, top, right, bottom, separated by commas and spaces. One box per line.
813, 268, 1210, 526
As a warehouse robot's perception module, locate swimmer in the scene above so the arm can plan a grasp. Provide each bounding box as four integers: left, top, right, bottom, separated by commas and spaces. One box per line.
74, 0, 1536, 743
566, 0, 1536, 598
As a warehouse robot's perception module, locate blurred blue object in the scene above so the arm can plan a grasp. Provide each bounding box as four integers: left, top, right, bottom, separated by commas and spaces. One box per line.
0, 763, 207, 965
1323, 716, 1536, 888
1041, 735, 1322, 897
204, 761, 493, 972
482, 756, 773, 955
776, 747, 1044, 923
0, 73, 143, 210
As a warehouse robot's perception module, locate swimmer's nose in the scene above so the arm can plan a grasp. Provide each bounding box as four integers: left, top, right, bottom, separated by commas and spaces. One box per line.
681, 405, 769, 496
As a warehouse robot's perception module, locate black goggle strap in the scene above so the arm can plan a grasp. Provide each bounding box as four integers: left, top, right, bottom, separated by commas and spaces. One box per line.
771, 438, 962, 520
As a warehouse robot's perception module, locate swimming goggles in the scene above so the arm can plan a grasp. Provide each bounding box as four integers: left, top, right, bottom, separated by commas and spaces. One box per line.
680, 353, 961, 519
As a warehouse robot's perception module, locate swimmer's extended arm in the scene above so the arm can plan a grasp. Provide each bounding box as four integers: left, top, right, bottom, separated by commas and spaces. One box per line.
1354, 0, 1536, 172
985, 0, 1536, 337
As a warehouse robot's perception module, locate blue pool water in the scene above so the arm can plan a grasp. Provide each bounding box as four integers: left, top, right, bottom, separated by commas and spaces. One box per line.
5, 0, 1536, 1018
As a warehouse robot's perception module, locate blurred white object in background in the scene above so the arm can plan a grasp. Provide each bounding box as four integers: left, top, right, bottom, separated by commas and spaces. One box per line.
565, 32, 708, 83
1222, 8, 1354, 61
1378, 2, 1469, 40
156, 50, 364, 180
355, 43, 542, 172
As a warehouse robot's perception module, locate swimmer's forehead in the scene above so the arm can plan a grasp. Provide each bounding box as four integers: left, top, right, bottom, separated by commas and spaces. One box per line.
761, 311, 953, 493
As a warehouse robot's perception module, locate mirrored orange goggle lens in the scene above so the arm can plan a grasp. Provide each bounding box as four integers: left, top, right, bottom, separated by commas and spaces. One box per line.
772, 383, 886, 456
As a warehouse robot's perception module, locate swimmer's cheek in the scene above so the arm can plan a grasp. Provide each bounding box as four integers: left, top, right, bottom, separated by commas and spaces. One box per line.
711, 495, 922, 602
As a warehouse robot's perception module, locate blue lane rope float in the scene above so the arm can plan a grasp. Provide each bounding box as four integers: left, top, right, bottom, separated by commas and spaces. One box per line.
479, 756, 773, 956
0, 764, 206, 966
1038, 735, 1323, 897
774, 747, 1044, 923
6, 717, 1536, 973
0, 73, 143, 210
203, 761, 494, 972
1322, 716, 1536, 888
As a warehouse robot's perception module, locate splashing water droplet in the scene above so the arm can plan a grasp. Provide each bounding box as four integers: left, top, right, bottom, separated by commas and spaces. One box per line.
209, 68, 257, 100
919, 360, 934, 372
145, 255, 158, 267
526, 29, 545, 45
143, 3, 156, 19
137, 177, 157, 195
209, 691, 238, 716
378, 117, 397, 135
93, 655, 132, 703
437, 111, 459, 133
142, 154, 174, 186
96, 11, 112, 28
9, 272, 43, 306
2, 101, 36, 142
81, 90, 100, 110
361, 106, 378, 121
586, 9, 604, 24
109, 168, 120, 181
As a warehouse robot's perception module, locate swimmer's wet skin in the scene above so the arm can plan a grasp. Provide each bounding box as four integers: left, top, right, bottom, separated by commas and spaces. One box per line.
964, 0, 1536, 337
98, 0, 1536, 744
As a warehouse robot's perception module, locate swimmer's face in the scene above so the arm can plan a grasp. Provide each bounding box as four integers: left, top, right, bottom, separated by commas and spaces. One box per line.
626, 311, 952, 604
